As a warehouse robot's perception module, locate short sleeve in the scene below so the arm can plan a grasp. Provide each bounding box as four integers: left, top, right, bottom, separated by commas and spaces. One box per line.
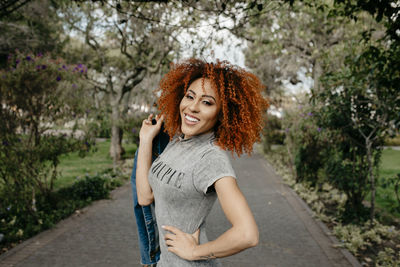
192, 149, 237, 195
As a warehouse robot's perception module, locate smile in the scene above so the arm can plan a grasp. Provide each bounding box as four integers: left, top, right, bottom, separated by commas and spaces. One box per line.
184, 113, 200, 123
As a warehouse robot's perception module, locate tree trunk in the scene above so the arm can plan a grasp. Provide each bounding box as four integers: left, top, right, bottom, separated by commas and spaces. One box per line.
312, 57, 323, 95
109, 102, 124, 170
366, 139, 375, 226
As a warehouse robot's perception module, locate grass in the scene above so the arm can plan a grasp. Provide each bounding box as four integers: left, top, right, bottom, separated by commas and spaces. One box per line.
54, 140, 137, 189
366, 148, 400, 219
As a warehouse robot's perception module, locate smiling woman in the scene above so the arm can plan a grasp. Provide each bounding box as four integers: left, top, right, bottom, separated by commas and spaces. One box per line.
157, 59, 269, 156
180, 78, 220, 140
135, 58, 269, 266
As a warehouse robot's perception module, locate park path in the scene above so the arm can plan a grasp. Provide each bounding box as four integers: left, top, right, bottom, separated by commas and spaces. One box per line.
0, 151, 360, 267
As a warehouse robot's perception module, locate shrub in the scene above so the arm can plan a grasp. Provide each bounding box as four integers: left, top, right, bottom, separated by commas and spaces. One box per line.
283, 105, 330, 187
121, 113, 148, 145
262, 114, 285, 152
0, 169, 127, 247
0, 51, 94, 242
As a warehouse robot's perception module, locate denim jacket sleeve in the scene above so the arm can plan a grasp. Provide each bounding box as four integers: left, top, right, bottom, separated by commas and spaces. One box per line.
131, 128, 169, 265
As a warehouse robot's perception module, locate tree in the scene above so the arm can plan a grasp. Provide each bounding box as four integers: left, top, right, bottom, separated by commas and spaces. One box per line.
318, 40, 400, 222
61, 1, 183, 167
278, 0, 400, 222
0, 51, 92, 216
244, 0, 382, 97
0, 0, 32, 19
0, 0, 66, 66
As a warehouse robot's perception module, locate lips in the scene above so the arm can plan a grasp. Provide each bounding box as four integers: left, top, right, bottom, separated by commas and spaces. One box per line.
184, 113, 200, 124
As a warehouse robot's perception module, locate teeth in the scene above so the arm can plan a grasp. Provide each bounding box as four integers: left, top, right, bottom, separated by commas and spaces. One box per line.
185, 114, 199, 122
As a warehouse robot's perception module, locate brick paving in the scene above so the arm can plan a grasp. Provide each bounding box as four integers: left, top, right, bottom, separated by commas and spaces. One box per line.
0, 151, 361, 267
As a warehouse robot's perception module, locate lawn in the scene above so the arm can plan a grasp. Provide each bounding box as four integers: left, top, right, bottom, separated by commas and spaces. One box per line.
366, 148, 400, 219
54, 140, 137, 189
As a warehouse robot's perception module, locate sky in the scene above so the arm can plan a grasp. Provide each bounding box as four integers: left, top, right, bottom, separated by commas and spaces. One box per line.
177, 13, 246, 68
177, 14, 312, 98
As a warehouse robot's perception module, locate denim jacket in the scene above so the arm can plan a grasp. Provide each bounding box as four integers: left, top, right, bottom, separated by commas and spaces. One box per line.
131, 127, 169, 265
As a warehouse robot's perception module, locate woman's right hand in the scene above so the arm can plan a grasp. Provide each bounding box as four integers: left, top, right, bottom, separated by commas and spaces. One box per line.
139, 113, 165, 144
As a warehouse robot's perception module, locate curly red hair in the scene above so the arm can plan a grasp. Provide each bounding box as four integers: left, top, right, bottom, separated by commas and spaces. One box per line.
156, 58, 269, 156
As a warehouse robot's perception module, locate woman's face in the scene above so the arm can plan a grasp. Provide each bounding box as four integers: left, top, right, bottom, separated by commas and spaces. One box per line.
179, 78, 221, 139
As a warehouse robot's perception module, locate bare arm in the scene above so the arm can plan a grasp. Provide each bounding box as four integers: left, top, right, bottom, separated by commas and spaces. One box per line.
163, 176, 259, 260
136, 113, 164, 206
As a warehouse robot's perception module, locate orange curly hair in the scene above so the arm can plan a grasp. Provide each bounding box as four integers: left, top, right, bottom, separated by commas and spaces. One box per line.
156, 58, 269, 156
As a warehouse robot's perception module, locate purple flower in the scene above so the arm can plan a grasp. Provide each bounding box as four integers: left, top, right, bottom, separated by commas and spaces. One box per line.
307, 112, 313, 116
132, 128, 137, 133
56, 76, 61, 81
78, 63, 83, 68
317, 127, 322, 132
80, 69, 84, 73
37, 52, 43, 57
7, 205, 11, 211
36, 65, 41, 70
26, 56, 32, 61
285, 128, 289, 133
16, 59, 20, 65
7, 54, 12, 60
41, 65, 47, 70
62, 65, 67, 69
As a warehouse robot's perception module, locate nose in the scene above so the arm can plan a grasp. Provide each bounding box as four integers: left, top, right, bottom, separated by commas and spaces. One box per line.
188, 99, 200, 113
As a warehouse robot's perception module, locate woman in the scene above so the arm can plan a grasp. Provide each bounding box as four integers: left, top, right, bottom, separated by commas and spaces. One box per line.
136, 59, 269, 266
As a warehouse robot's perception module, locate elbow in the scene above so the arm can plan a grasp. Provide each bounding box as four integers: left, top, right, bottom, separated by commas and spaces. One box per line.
245, 229, 259, 248
137, 194, 154, 206
240, 226, 259, 248
138, 198, 153, 206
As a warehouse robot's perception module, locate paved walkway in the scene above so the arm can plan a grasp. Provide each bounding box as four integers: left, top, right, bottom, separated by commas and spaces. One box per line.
0, 152, 360, 267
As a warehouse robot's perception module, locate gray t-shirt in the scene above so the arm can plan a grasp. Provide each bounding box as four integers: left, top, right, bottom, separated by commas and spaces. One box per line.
148, 131, 236, 266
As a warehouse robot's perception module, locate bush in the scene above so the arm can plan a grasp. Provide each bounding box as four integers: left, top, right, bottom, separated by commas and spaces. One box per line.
0, 169, 127, 248
385, 135, 400, 146
87, 108, 112, 138
283, 105, 329, 187
121, 113, 148, 145
262, 114, 285, 152
0, 51, 96, 247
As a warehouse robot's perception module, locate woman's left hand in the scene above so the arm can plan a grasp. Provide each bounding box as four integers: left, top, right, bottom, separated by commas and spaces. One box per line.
163, 225, 200, 261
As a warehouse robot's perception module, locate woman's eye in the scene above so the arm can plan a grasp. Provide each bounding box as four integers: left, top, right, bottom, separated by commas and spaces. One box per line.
185, 94, 194, 99
203, 101, 212, 106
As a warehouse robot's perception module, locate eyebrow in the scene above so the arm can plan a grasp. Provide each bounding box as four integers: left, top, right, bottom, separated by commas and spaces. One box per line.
188, 89, 216, 102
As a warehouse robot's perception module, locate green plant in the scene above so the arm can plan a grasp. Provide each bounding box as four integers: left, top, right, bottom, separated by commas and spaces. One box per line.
334, 220, 399, 262
121, 113, 148, 145
0, 51, 93, 234
384, 135, 400, 146
376, 247, 400, 267
380, 173, 400, 213
262, 114, 285, 152
283, 105, 330, 187
0, 169, 127, 249
317, 39, 400, 222
87, 108, 112, 138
